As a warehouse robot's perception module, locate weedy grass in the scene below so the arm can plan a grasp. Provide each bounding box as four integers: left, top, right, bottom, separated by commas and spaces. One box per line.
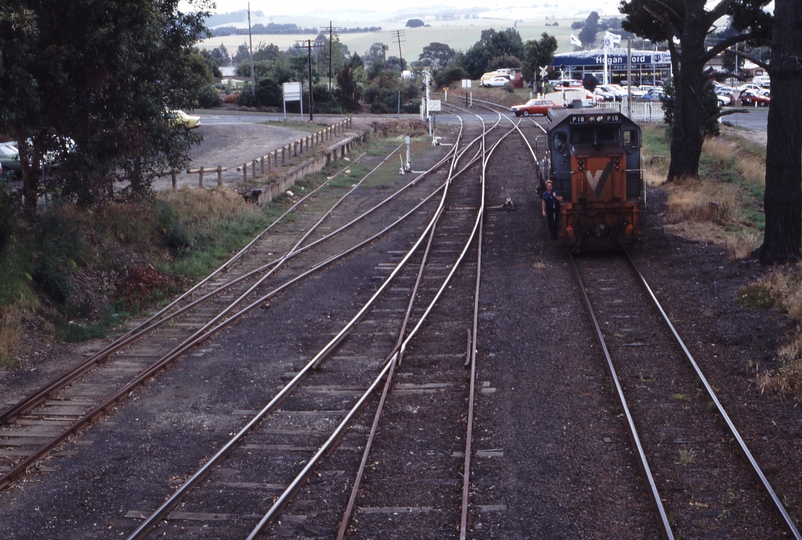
644, 125, 802, 398
642, 126, 766, 259
738, 265, 802, 396
0, 126, 439, 365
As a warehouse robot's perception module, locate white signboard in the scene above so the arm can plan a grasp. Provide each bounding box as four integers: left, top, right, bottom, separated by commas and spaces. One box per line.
283, 82, 302, 102
428, 99, 442, 112
461, 79, 472, 89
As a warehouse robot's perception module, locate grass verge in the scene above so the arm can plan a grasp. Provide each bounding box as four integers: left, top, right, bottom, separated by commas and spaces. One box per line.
0, 123, 431, 369
643, 125, 801, 397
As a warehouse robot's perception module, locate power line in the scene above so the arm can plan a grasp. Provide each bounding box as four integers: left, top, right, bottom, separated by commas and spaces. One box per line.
320, 22, 344, 91
392, 30, 406, 71
294, 39, 324, 121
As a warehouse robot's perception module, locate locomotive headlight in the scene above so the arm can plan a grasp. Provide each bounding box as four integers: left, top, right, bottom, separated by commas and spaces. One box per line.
578, 159, 584, 171
614, 158, 620, 171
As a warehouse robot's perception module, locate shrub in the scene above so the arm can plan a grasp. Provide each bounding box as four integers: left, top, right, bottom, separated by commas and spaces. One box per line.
435, 66, 468, 89
197, 84, 221, 108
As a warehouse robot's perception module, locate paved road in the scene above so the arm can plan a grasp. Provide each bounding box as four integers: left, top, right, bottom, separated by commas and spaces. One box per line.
722, 107, 768, 132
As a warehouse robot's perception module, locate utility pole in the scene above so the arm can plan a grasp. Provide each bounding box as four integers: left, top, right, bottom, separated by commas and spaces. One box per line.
320, 22, 343, 91
393, 30, 406, 71
295, 39, 323, 121
247, 2, 255, 95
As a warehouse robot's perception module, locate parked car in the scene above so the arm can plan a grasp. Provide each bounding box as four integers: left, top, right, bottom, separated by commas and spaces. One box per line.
510, 99, 560, 117
593, 88, 616, 102
737, 82, 762, 94
717, 93, 732, 106
552, 79, 584, 89
0, 142, 21, 178
641, 88, 665, 102
167, 109, 201, 129
595, 84, 626, 101
740, 90, 771, 107
618, 83, 646, 98
481, 75, 511, 88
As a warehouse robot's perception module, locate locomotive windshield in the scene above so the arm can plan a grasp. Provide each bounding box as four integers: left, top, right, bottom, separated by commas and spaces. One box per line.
570, 126, 621, 146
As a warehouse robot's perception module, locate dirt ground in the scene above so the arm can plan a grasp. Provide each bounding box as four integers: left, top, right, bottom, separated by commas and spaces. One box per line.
1, 116, 799, 538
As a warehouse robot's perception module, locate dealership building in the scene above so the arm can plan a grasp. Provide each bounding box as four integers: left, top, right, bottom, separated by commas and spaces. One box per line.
552, 48, 672, 86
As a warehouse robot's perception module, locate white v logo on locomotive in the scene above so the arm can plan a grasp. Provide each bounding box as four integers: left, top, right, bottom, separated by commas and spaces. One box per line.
583, 162, 613, 199
584, 169, 604, 190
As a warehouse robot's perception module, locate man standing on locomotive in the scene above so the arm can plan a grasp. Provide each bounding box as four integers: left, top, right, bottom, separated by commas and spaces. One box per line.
541, 179, 563, 241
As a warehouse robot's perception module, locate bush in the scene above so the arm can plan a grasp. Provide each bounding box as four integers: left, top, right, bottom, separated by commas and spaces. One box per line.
197, 84, 221, 108
435, 66, 468, 89
31, 212, 89, 304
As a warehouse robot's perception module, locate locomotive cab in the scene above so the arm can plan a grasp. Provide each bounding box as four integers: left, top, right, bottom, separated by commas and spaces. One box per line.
540, 108, 643, 250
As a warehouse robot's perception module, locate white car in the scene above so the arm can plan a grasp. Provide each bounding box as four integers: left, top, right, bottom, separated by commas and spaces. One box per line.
737, 82, 762, 94
481, 75, 511, 88
618, 84, 646, 98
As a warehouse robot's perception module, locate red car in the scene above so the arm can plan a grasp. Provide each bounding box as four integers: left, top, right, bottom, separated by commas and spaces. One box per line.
740, 90, 771, 107
510, 99, 560, 117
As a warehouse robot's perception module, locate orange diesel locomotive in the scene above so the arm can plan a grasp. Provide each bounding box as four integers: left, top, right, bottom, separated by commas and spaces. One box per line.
538, 107, 644, 251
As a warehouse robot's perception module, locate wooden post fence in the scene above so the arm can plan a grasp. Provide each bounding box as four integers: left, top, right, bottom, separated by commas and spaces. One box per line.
186, 166, 227, 187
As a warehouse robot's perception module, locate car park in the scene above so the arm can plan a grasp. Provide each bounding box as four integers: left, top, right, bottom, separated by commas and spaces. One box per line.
552, 79, 584, 89
595, 84, 626, 101
736, 82, 762, 94
510, 99, 560, 117
641, 88, 665, 102
740, 90, 771, 107
167, 109, 201, 129
481, 75, 511, 88
618, 83, 646, 98
593, 88, 616, 102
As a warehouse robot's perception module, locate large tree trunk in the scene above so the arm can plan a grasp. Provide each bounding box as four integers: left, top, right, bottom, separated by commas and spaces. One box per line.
759, 0, 802, 263
667, 0, 708, 181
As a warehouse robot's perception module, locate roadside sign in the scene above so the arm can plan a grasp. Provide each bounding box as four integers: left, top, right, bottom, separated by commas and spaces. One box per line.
539, 66, 548, 78
283, 82, 302, 101
462, 79, 472, 89
428, 99, 442, 112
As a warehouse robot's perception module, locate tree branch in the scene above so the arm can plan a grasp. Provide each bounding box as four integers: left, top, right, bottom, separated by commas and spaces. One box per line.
705, 0, 734, 27
700, 32, 755, 63
731, 48, 771, 73
704, 108, 751, 125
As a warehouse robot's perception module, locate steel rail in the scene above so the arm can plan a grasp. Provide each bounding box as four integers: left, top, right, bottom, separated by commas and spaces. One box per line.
336, 110, 487, 540
0, 150, 376, 427
569, 253, 675, 540
0, 165, 455, 494
625, 251, 802, 540
335, 207, 440, 540
251, 116, 512, 540
0, 128, 477, 493
126, 119, 477, 540
0, 138, 456, 428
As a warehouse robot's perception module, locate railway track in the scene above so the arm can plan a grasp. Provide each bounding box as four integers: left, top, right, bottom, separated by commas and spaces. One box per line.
118, 108, 514, 539
0, 132, 460, 491
3, 100, 799, 540
571, 251, 801, 539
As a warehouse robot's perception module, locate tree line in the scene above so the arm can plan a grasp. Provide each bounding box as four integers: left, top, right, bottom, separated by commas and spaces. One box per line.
211, 23, 382, 37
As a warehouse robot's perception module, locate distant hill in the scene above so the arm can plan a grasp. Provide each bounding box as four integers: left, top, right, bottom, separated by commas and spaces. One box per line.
205, 10, 268, 29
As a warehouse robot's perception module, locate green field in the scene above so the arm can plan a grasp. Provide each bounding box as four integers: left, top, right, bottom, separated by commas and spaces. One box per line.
199, 18, 579, 64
